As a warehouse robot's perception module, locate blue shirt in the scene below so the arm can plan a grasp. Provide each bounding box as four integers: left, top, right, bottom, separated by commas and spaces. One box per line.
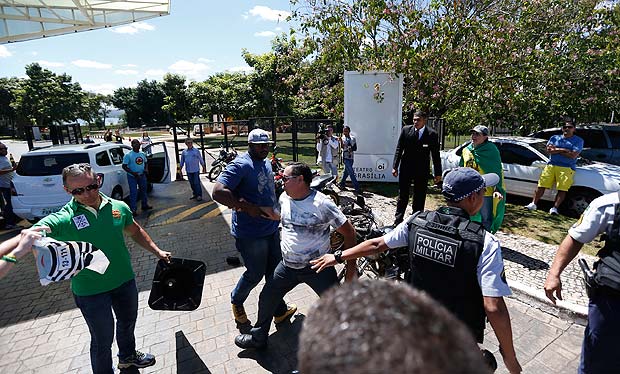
547, 134, 584, 170
181, 147, 205, 173
217, 152, 278, 238
122, 150, 147, 174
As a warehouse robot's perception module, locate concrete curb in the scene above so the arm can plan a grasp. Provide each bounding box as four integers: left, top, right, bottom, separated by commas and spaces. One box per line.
508, 279, 588, 326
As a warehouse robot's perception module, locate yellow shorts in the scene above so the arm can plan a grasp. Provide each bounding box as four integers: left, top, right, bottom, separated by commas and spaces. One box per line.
538, 165, 575, 191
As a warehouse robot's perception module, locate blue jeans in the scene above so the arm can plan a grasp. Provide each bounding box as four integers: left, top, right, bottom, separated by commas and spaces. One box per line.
73, 279, 138, 374
251, 262, 338, 342
127, 173, 148, 212
231, 231, 287, 315
187, 172, 203, 198
321, 161, 338, 177
339, 158, 360, 191
0, 187, 17, 225
579, 290, 620, 374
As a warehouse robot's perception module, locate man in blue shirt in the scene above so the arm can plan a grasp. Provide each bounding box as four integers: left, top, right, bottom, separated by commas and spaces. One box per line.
525, 118, 584, 215
180, 138, 206, 201
122, 139, 153, 216
213, 128, 296, 325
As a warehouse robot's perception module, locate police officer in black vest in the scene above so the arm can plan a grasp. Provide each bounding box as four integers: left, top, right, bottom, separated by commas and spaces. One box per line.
544, 192, 620, 374
311, 167, 522, 374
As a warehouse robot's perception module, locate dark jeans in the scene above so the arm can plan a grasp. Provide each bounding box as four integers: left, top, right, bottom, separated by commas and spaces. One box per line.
340, 158, 360, 191
251, 262, 338, 342
73, 279, 138, 374
187, 172, 203, 198
127, 173, 148, 212
579, 290, 620, 374
231, 231, 287, 316
0, 187, 17, 225
394, 171, 428, 224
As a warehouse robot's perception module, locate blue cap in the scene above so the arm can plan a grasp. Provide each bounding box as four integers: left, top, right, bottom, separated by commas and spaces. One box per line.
442, 167, 499, 202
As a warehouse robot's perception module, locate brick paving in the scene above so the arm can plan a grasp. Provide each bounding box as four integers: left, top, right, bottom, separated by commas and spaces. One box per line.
0, 177, 587, 373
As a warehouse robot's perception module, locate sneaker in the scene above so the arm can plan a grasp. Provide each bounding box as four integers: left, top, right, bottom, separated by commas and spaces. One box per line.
232, 303, 248, 324
524, 202, 537, 211
118, 351, 156, 369
234, 334, 267, 349
189, 195, 197, 200
274, 303, 297, 324
549, 207, 559, 215
197, 196, 203, 201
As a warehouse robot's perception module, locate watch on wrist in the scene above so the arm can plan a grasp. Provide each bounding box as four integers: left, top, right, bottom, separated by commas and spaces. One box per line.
333, 250, 344, 264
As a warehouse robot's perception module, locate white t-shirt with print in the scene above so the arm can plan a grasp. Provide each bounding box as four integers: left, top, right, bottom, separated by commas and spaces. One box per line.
279, 190, 347, 269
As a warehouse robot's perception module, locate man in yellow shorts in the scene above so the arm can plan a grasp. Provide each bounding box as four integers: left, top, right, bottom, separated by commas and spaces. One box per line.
525, 119, 583, 214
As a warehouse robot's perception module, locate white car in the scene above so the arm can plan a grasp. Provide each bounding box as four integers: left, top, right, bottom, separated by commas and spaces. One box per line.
11, 142, 171, 221
440, 136, 620, 216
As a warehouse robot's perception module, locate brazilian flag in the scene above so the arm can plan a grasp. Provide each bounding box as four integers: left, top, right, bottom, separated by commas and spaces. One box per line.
459, 141, 506, 233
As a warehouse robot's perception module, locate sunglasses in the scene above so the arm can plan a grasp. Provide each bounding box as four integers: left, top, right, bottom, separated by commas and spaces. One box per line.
69, 182, 99, 195
563, 125, 575, 129
282, 174, 298, 181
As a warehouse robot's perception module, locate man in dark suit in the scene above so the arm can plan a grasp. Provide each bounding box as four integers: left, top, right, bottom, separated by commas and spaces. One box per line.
392, 111, 442, 225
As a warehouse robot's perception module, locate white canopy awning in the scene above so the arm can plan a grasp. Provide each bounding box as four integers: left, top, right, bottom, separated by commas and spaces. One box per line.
0, 0, 170, 44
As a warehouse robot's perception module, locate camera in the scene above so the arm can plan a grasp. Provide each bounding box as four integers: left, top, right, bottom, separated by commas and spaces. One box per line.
316, 126, 327, 141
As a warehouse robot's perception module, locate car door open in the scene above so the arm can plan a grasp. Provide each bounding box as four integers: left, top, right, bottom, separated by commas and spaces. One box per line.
143, 142, 171, 184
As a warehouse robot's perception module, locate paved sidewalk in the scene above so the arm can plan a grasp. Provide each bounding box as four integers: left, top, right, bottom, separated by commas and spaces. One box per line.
0, 178, 587, 373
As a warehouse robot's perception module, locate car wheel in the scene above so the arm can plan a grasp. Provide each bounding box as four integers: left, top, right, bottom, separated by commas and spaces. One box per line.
111, 186, 123, 201
562, 189, 600, 217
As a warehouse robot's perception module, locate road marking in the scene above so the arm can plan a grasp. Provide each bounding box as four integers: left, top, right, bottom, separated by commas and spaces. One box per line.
148, 205, 186, 220
162, 201, 215, 225
201, 204, 228, 219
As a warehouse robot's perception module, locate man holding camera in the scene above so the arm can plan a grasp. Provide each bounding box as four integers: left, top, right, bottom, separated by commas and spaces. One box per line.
316, 124, 340, 179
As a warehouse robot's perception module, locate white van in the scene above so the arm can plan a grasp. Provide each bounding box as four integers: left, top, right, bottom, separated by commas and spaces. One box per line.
11, 142, 170, 221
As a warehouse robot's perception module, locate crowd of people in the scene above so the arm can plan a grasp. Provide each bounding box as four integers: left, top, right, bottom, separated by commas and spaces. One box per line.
1, 117, 617, 374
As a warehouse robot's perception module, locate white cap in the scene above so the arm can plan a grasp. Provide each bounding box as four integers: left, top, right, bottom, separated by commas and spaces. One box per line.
247, 129, 272, 144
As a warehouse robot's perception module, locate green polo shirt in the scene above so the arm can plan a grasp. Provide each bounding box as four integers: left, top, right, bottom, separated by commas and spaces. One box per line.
35, 193, 135, 296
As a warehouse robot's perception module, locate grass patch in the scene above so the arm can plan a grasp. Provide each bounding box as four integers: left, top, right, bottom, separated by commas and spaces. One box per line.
356, 181, 600, 257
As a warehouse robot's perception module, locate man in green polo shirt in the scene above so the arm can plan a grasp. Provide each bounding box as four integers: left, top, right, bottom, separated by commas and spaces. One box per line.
35, 163, 171, 374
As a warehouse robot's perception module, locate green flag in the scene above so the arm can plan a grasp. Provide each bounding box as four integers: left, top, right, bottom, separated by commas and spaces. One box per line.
459, 141, 506, 233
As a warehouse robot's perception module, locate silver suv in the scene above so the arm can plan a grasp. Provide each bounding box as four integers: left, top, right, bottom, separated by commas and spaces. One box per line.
11, 142, 170, 221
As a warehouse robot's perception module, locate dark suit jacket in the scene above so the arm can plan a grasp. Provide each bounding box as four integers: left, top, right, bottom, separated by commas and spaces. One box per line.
393, 125, 442, 177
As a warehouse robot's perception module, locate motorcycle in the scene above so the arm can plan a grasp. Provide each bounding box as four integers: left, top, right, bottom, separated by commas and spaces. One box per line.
207, 145, 237, 182
331, 197, 409, 282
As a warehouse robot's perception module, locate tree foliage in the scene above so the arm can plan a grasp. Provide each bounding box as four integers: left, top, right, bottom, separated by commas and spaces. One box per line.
291, 0, 620, 133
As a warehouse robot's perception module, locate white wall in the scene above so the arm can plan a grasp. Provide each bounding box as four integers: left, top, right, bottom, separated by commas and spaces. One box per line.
344, 71, 402, 182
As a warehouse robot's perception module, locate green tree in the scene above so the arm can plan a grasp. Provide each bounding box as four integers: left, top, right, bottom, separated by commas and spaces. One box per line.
291, 0, 620, 133
161, 73, 194, 123
190, 72, 254, 120
13, 63, 85, 129
113, 79, 167, 128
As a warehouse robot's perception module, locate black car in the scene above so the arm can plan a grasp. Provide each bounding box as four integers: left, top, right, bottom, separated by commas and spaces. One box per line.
529, 124, 620, 166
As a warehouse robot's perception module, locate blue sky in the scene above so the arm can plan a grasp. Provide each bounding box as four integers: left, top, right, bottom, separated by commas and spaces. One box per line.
0, 1, 295, 95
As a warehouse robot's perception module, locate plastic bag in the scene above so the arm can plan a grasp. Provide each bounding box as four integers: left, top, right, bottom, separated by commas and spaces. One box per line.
33, 237, 110, 286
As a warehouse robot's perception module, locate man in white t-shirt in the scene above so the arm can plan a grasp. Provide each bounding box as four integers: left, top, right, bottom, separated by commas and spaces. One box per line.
234, 162, 356, 349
